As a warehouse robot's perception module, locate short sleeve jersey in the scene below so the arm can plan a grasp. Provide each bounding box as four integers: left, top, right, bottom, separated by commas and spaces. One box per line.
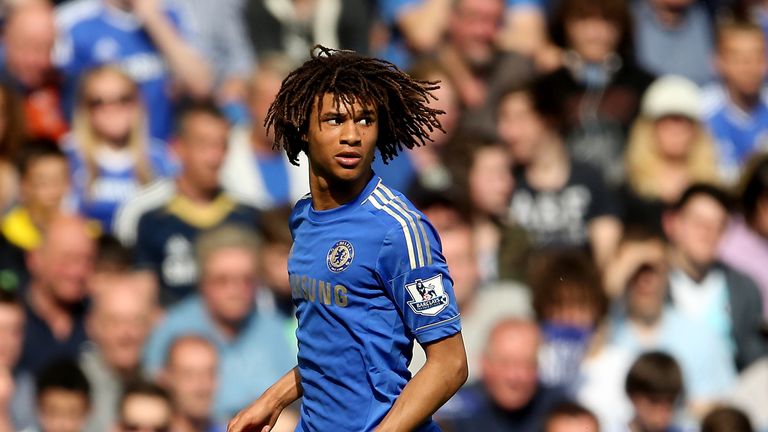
288, 175, 461, 432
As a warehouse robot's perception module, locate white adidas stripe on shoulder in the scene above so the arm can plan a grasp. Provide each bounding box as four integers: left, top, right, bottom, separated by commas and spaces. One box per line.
367, 192, 419, 270
378, 184, 433, 266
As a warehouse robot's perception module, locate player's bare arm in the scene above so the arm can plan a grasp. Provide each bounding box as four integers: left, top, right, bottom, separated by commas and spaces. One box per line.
375, 332, 468, 432
227, 367, 303, 432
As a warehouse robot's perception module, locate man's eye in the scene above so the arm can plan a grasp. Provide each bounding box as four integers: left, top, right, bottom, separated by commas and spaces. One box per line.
325, 118, 342, 125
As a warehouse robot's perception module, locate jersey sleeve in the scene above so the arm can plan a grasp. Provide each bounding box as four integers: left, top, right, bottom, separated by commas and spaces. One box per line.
375, 216, 461, 345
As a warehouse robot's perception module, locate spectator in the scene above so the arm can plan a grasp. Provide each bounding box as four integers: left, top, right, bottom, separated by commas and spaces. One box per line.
729, 354, 768, 431
373, 59, 461, 193
159, 336, 224, 432
625, 351, 686, 432
220, 55, 309, 210
0, 290, 34, 430
117, 101, 258, 306
143, 224, 295, 421
0, 81, 27, 213
0, 0, 67, 141
543, 0, 655, 185
665, 183, 768, 371
114, 380, 172, 432
1, 139, 70, 252
542, 401, 601, 432
0, 230, 26, 296
64, 65, 175, 232
376, 0, 451, 68
409, 216, 531, 382
632, 0, 715, 84
19, 214, 95, 374
529, 249, 609, 388
24, 359, 91, 432
80, 272, 157, 432
701, 406, 754, 432
622, 75, 720, 234
437, 0, 532, 118
604, 229, 736, 417
256, 206, 296, 325
720, 155, 768, 318
174, 0, 255, 118
444, 135, 514, 284
704, 21, 768, 182
55, 0, 213, 141
244, 0, 372, 64
436, 319, 566, 432
499, 80, 621, 268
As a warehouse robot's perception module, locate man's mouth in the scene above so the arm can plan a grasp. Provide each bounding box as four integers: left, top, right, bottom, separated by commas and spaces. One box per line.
334, 151, 362, 168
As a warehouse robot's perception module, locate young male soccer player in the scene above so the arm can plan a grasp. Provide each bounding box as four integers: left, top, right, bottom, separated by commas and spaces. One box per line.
228, 47, 468, 432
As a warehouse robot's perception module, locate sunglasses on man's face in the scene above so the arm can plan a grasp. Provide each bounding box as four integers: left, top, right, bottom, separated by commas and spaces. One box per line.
120, 422, 170, 432
86, 93, 136, 109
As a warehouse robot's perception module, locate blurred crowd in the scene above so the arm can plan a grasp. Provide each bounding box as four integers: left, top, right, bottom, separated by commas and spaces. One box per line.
0, 0, 767, 431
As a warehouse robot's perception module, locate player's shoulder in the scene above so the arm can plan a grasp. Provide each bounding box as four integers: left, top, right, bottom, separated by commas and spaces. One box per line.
288, 193, 313, 231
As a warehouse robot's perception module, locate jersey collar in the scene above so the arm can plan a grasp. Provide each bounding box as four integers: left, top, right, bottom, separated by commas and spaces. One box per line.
307, 174, 381, 222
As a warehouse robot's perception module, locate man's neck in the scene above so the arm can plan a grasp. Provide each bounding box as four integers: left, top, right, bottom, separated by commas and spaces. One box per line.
727, 87, 762, 113
28, 283, 76, 341
175, 177, 218, 204
104, 0, 132, 12
25, 204, 56, 231
309, 170, 372, 211
172, 413, 210, 432
671, 249, 711, 283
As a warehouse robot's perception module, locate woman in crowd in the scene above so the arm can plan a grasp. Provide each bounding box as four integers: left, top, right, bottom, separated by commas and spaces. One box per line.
0, 83, 27, 214
542, 0, 655, 185
622, 75, 720, 233
63, 65, 174, 232
445, 134, 515, 285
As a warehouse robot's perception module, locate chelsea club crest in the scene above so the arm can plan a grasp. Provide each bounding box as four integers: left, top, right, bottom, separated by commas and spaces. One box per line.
327, 240, 354, 273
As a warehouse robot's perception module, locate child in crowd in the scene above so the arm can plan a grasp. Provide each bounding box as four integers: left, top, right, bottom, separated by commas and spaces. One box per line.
626, 351, 686, 432
23, 360, 91, 432
0, 139, 70, 251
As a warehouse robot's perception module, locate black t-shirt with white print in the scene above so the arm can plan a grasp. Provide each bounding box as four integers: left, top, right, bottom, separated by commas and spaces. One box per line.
509, 161, 618, 249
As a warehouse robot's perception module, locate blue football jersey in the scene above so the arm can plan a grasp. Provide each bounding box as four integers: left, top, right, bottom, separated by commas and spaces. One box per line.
288, 175, 461, 432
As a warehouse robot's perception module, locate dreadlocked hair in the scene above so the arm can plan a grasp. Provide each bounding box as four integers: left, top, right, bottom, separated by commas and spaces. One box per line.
265, 45, 445, 165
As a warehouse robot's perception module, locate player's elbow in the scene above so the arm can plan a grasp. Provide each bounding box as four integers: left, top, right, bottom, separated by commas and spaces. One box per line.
444, 350, 468, 390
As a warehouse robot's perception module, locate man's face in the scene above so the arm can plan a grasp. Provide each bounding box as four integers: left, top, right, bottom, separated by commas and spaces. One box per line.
482, 324, 540, 411
631, 394, 676, 432
249, 71, 284, 142
497, 92, 543, 166
177, 113, 229, 193
3, 5, 55, 88
165, 341, 218, 422
717, 30, 768, 98
21, 157, 70, 212
449, 0, 504, 68
305, 94, 378, 186
119, 395, 172, 432
201, 247, 258, 325
30, 220, 95, 305
668, 195, 728, 268
624, 240, 668, 321
440, 225, 478, 309
38, 389, 90, 432
566, 16, 620, 63
262, 242, 291, 297
88, 284, 153, 374
545, 414, 599, 432
0, 304, 24, 369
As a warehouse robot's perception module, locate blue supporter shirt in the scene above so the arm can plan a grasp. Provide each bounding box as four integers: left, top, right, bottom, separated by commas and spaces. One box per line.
55, 0, 193, 140
288, 175, 461, 431
703, 83, 768, 181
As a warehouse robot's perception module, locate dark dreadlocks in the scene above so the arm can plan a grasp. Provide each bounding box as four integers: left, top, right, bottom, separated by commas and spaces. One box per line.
265, 45, 445, 166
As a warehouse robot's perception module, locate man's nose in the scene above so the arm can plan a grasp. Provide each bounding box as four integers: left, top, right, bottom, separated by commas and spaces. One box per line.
340, 120, 361, 145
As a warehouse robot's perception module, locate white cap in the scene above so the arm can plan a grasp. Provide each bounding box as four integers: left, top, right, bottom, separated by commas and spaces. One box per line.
641, 75, 702, 120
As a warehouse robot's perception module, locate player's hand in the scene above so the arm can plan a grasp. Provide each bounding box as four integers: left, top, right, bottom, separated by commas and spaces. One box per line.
227, 397, 282, 432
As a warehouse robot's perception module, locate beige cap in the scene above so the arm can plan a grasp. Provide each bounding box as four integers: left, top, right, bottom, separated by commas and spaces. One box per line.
641, 75, 701, 120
